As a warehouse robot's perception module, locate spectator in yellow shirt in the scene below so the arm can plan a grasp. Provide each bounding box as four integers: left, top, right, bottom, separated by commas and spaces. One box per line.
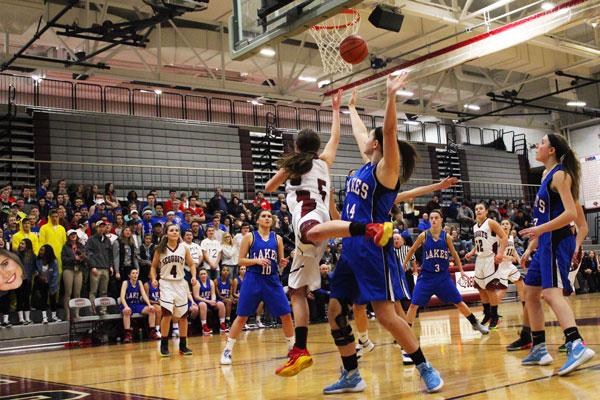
39, 209, 67, 272
11, 219, 40, 255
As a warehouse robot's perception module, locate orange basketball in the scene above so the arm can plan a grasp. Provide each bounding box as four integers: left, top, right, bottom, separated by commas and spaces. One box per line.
340, 35, 368, 65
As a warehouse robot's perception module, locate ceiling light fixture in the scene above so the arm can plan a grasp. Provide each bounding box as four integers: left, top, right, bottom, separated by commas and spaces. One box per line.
299, 76, 317, 83
404, 120, 420, 126
396, 89, 414, 97
259, 48, 276, 57
464, 104, 481, 111
541, 2, 555, 11
154, 89, 162, 95
566, 100, 586, 107
318, 79, 331, 88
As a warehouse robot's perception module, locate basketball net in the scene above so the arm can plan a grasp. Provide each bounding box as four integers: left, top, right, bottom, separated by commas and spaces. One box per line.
310, 9, 361, 75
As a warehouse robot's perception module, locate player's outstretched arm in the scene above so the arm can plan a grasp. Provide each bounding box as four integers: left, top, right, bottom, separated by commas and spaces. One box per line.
348, 90, 370, 163
320, 89, 343, 168
377, 72, 408, 188
395, 177, 460, 204
403, 232, 425, 270
265, 168, 288, 193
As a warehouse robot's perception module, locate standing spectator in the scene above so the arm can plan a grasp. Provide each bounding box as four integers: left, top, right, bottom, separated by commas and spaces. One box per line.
220, 233, 238, 279
151, 204, 167, 226
309, 264, 331, 323
201, 226, 222, 280
164, 189, 178, 212
39, 209, 67, 272
425, 195, 441, 215
417, 213, 431, 231
61, 230, 86, 320
104, 183, 119, 209
394, 232, 416, 304
447, 196, 460, 220
208, 187, 229, 216
114, 214, 126, 236
183, 230, 203, 281
86, 220, 112, 314
88, 199, 113, 226
127, 191, 141, 211
403, 198, 416, 228
11, 219, 40, 255
272, 193, 286, 212
208, 214, 226, 242
138, 233, 155, 283
252, 191, 271, 211
190, 220, 205, 245
142, 193, 157, 214
141, 209, 154, 235
3, 215, 19, 244
113, 226, 139, 280
45, 191, 56, 209
151, 223, 163, 245
187, 195, 206, 222
457, 201, 475, 226
227, 194, 246, 218
55, 179, 67, 195
32, 244, 61, 323
37, 178, 50, 199
233, 223, 251, 249
15, 238, 36, 325
581, 251, 598, 293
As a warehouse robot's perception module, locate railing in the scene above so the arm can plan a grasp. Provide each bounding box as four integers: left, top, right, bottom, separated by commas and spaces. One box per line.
0, 158, 539, 207
0, 72, 528, 150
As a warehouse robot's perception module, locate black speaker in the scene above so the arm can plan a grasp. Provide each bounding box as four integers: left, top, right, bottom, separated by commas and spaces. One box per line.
368, 4, 404, 32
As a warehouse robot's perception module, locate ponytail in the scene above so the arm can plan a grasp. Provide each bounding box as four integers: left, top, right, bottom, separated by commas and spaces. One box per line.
547, 133, 581, 199
373, 127, 418, 183
277, 152, 316, 178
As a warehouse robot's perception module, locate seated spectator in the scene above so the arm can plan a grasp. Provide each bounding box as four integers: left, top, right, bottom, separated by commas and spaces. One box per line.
252, 191, 271, 211
272, 193, 286, 212
457, 201, 475, 226
417, 213, 431, 231
275, 203, 292, 222
581, 251, 598, 293
227, 194, 246, 218
425, 195, 440, 214
231, 265, 245, 308
511, 228, 525, 254
215, 266, 234, 326
192, 269, 227, 335
37, 177, 50, 200
309, 264, 331, 323
447, 196, 460, 220
127, 191, 141, 211
164, 189, 178, 212
61, 230, 87, 320
144, 279, 162, 337
3, 215, 19, 244
32, 244, 61, 324
119, 268, 157, 343
511, 209, 531, 230
180, 210, 193, 232
88, 199, 113, 226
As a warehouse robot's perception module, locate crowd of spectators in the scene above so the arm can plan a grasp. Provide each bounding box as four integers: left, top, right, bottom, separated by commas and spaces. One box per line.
0, 180, 596, 339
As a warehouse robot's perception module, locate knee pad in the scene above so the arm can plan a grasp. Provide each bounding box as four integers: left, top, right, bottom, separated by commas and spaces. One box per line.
331, 325, 355, 347
334, 299, 351, 329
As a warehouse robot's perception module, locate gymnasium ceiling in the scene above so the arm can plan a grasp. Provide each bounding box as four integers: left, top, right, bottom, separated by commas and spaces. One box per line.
0, 0, 599, 130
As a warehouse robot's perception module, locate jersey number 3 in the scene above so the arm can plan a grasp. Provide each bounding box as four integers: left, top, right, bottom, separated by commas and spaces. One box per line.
296, 179, 327, 218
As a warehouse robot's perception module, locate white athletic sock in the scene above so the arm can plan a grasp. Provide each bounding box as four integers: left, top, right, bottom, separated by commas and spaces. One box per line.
24, 311, 30, 321
358, 331, 369, 344
173, 322, 179, 329
2, 314, 8, 323
201, 320, 207, 325
17, 311, 23, 322
256, 316, 262, 323
286, 336, 295, 351
220, 318, 225, 323
225, 337, 236, 351
51, 311, 57, 319
42, 311, 47, 319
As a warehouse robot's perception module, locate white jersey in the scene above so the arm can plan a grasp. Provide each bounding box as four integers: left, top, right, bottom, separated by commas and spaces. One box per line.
502, 235, 516, 262
159, 242, 187, 281
285, 158, 331, 217
473, 218, 498, 257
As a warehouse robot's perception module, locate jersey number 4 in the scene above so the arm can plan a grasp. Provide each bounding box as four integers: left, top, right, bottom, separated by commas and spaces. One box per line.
296, 179, 327, 218
169, 265, 178, 278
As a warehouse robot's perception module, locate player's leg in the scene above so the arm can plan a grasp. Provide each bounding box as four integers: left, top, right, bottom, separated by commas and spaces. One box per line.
323, 297, 366, 394
454, 302, 489, 334
476, 286, 491, 325
159, 308, 173, 356
121, 306, 132, 343
353, 303, 374, 359
371, 300, 443, 393
507, 278, 532, 351
224, 298, 232, 325
486, 287, 501, 329
142, 305, 156, 335
152, 304, 162, 338
216, 301, 229, 332
256, 302, 265, 328
406, 304, 419, 325
174, 301, 192, 356
306, 220, 393, 247
198, 302, 211, 335
289, 286, 310, 349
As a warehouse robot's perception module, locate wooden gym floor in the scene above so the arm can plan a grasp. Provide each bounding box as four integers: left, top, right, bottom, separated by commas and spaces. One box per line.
1, 293, 599, 399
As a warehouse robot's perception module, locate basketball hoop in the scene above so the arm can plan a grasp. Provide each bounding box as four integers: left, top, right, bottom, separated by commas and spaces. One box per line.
310, 9, 361, 75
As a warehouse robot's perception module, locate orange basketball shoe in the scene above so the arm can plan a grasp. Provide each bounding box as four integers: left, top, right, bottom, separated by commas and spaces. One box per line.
275, 346, 314, 377
366, 222, 393, 247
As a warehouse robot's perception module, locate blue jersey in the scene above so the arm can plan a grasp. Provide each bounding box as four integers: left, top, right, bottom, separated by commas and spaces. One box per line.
247, 231, 279, 275
342, 162, 399, 224
421, 230, 450, 274
533, 164, 568, 243
218, 276, 231, 297
125, 280, 142, 305
199, 279, 212, 299
148, 283, 159, 303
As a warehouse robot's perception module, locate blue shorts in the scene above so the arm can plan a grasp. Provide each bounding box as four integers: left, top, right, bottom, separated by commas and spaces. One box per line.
331, 236, 407, 305
524, 230, 575, 295
236, 272, 291, 317
120, 303, 146, 314
411, 271, 463, 307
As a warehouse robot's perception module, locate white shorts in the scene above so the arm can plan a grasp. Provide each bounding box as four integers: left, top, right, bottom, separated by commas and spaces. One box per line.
474, 255, 498, 289
288, 206, 329, 291
159, 279, 189, 318
497, 261, 522, 288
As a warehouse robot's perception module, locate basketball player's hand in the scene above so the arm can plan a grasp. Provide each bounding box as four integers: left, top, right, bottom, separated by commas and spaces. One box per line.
151, 279, 158, 288
386, 70, 409, 95
348, 90, 358, 108
465, 252, 473, 261
280, 257, 289, 269
519, 226, 541, 240
460, 271, 469, 282
520, 251, 530, 269
332, 89, 343, 111
438, 176, 460, 190
494, 254, 504, 264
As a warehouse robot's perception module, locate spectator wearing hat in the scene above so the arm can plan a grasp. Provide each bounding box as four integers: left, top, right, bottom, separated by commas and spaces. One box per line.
62, 229, 87, 319
11, 218, 40, 255
86, 220, 113, 313
88, 198, 113, 227
39, 209, 67, 272
164, 189, 178, 212
141, 209, 154, 235
165, 210, 179, 228
76, 220, 89, 246
124, 209, 140, 225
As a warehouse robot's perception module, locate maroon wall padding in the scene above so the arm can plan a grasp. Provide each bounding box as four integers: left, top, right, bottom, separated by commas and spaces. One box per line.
458, 148, 471, 201
32, 112, 51, 183
238, 128, 255, 199
282, 132, 294, 154
517, 154, 533, 202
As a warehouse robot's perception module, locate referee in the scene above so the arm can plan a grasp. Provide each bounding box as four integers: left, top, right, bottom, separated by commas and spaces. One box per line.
394, 231, 417, 309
